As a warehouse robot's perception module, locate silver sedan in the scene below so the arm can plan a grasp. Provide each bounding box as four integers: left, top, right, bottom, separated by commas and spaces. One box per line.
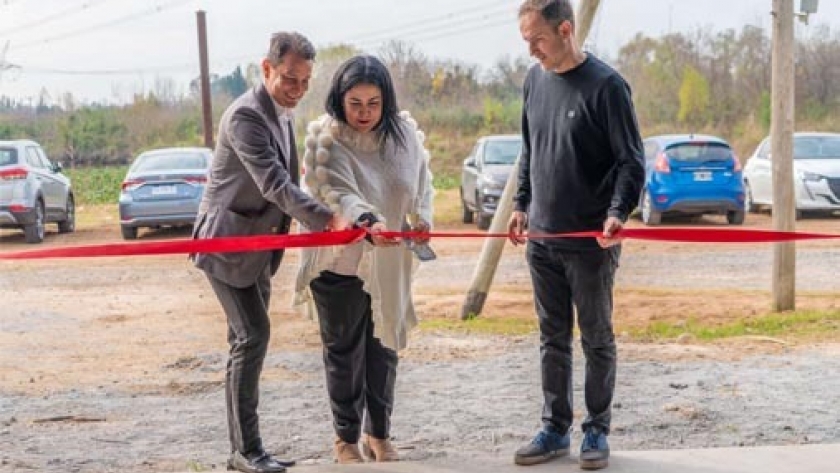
118, 147, 213, 239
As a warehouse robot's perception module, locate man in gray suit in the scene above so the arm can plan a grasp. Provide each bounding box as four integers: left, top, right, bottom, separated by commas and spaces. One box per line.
193, 32, 348, 473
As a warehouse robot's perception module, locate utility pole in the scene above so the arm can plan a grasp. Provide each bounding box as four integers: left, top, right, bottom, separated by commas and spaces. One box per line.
196, 10, 214, 149
770, 0, 796, 311
461, 0, 602, 319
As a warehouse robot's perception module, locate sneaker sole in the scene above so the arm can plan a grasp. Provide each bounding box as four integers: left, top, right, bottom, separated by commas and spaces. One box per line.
514, 448, 569, 466
579, 458, 608, 470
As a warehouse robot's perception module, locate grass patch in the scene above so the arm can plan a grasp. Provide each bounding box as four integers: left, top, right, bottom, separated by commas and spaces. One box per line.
419, 316, 537, 336
433, 173, 460, 190
629, 309, 840, 341
432, 188, 465, 226
65, 166, 128, 205
74, 203, 118, 228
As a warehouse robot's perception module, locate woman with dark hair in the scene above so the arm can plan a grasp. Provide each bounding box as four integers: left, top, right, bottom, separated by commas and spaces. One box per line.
294, 55, 434, 464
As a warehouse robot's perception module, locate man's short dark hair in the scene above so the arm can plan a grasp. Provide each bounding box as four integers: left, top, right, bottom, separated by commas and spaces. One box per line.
267, 31, 316, 65
518, 0, 575, 29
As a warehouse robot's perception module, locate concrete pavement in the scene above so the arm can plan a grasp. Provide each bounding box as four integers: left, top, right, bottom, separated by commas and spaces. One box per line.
286, 443, 840, 473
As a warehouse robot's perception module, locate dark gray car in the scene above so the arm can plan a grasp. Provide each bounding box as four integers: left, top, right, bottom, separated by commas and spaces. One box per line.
459, 134, 521, 229
0, 139, 75, 243
118, 147, 212, 240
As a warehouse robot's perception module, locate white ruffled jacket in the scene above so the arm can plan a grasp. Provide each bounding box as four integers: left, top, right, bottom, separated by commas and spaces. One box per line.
294, 112, 434, 351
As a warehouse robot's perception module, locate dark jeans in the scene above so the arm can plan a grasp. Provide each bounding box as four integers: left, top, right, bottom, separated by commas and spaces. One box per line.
526, 241, 620, 434
207, 265, 272, 456
309, 271, 398, 443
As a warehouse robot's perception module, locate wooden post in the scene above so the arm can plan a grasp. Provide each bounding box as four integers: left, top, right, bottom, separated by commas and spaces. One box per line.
770, 0, 796, 311
461, 0, 602, 319
196, 10, 214, 149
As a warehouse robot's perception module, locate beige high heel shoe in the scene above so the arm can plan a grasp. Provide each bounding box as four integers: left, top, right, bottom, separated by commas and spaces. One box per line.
361, 434, 400, 462
333, 437, 364, 464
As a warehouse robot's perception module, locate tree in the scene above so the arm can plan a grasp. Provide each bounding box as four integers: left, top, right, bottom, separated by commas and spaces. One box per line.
678, 65, 710, 125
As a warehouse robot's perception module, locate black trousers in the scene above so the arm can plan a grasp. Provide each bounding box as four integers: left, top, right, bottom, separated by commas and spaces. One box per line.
526, 241, 620, 434
207, 265, 272, 456
309, 271, 398, 443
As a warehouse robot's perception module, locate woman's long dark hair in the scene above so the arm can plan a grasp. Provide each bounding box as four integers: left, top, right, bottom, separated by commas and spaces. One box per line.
325, 55, 406, 150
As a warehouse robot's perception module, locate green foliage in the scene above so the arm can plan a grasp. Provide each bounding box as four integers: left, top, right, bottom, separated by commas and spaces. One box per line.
6, 27, 840, 185
65, 166, 128, 205
759, 91, 772, 131
214, 66, 249, 99
677, 65, 711, 125
482, 97, 522, 133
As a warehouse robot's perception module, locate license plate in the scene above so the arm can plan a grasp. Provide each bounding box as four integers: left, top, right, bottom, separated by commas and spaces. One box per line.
151, 185, 177, 196
693, 171, 712, 182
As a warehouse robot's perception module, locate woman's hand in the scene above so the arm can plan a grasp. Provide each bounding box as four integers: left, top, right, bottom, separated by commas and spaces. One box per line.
369, 222, 401, 247
411, 219, 431, 245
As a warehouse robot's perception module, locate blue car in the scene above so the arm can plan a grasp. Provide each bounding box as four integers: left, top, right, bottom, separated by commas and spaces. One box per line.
640, 134, 745, 225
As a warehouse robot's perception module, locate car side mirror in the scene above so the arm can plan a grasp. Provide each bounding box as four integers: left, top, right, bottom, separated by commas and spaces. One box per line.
465, 157, 476, 168
52, 162, 63, 173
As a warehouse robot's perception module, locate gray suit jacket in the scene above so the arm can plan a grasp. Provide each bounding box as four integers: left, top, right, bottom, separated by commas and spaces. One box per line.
193, 84, 332, 288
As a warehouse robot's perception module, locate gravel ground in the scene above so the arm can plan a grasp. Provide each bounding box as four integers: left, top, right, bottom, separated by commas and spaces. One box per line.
3, 337, 839, 472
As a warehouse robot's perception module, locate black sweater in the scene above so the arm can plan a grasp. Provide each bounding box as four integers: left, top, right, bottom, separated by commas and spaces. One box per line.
514, 54, 645, 249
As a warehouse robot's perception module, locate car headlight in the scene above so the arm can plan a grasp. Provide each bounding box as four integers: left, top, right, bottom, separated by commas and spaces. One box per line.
799, 171, 824, 182
479, 175, 504, 190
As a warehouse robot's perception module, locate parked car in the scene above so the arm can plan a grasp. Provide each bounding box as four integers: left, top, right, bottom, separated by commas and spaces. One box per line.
0, 139, 75, 243
743, 132, 840, 217
640, 134, 745, 225
460, 134, 522, 229
118, 147, 213, 240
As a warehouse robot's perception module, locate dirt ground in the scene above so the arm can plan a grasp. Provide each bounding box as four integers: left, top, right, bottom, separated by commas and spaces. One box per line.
1, 200, 839, 472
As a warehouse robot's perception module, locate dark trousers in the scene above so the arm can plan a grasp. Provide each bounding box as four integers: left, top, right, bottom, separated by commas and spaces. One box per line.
207, 265, 272, 456
309, 271, 399, 443
526, 241, 620, 434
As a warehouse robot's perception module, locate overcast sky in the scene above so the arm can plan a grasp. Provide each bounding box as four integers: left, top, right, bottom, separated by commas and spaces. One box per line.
1, 0, 838, 104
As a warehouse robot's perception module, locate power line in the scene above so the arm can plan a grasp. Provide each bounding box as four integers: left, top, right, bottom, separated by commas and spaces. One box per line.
18, 62, 197, 76
10, 0, 193, 51
358, 11, 514, 49
348, 0, 513, 44
0, 0, 112, 37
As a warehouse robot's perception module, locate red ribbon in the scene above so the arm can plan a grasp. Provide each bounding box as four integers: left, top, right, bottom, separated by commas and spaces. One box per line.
0, 228, 837, 261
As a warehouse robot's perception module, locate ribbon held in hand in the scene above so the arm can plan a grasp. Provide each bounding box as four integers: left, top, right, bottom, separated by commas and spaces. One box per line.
0, 227, 838, 261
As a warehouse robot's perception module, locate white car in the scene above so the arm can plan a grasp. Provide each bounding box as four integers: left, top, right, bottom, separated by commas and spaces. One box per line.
742, 132, 840, 217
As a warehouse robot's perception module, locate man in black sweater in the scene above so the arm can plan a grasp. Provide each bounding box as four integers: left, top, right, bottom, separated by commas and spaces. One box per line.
508, 1, 645, 470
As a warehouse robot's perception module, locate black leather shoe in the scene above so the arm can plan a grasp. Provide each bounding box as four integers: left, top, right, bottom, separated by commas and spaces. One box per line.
227, 450, 294, 473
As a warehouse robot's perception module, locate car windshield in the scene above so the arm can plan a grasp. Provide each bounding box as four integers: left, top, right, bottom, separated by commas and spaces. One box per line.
484, 139, 521, 165
665, 142, 733, 162
0, 148, 18, 166
793, 136, 840, 159
132, 152, 208, 172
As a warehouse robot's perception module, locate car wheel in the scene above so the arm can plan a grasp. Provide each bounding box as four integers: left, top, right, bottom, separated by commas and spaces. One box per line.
460, 190, 474, 224
744, 181, 759, 213
640, 191, 661, 226
121, 225, 138, 240
477, 212, 492, 230
475, 191, 492, 230
24, 201, 45, 244
58, 194, 76, 233
727, 209, 745, 225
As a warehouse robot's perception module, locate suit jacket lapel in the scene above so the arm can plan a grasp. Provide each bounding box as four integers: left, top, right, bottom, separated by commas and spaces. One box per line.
254, 84, 290, 169
287, 121, 299, 185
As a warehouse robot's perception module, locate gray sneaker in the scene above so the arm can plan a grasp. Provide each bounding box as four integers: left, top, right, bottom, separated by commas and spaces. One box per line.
579, 427, 609, 470
514, 428, 571, 466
